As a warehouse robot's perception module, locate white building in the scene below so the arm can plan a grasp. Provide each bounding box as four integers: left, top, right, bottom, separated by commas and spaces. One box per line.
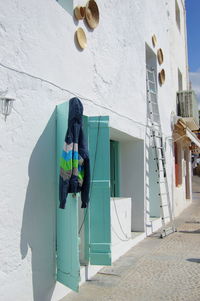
0, 1, 199, 300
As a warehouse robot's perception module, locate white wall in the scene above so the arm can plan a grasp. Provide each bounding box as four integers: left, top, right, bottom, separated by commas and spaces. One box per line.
120, 140, 145, 232
111, 197, 132, 247
0, 0, 188, 300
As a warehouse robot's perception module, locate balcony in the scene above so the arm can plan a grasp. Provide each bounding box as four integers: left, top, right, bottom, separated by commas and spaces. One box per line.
177, 90, 199, 131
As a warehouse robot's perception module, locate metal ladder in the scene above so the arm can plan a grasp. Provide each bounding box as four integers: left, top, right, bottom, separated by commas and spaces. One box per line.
146, 67, 176, 238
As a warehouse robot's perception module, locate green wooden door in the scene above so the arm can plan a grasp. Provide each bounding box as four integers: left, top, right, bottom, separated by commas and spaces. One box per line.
84, 116, 111, 266
56, 102, 80, 292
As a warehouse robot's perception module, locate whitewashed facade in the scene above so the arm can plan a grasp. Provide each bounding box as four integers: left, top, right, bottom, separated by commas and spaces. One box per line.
0, 1, 191, 300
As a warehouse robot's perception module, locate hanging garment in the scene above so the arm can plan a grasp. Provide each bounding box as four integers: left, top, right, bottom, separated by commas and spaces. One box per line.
59, 97, 90, 209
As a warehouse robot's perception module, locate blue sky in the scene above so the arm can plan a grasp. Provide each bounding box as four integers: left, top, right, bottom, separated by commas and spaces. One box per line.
186, 0, 200, 107
186, 0, 200, 72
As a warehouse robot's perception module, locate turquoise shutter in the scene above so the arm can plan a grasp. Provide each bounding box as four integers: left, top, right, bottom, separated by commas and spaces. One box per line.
56, 102, 80, 292
84, 116, 111, 266
56, 0, 73, 12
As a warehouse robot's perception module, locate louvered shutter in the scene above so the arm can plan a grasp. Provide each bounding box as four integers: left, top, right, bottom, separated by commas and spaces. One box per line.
84, 116, 111, 266
56, 102, 80, 292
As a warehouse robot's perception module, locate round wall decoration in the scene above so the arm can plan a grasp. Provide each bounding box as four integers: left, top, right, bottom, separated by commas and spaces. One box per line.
158, 69, 165, 85
76, 28, 87, 49
152, 34, 157, 47
157, 48, 164, 65
85, 0, 99, 29
74, 6, 86, 20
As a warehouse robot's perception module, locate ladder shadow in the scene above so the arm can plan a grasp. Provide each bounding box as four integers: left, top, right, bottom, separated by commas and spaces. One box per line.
179, 229, 200, 234
186, 258, 200, 264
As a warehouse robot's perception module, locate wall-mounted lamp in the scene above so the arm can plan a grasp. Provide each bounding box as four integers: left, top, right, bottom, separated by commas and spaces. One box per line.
0, 97, 15, 120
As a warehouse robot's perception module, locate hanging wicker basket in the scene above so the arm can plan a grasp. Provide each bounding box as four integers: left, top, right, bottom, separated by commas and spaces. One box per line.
85, 0, 99, 29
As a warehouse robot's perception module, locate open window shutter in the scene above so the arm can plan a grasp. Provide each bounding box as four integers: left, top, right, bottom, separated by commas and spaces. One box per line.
85, 116, 111, 266
56, 102, 80, 292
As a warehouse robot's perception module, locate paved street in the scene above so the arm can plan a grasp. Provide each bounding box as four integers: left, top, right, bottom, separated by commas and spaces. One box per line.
61, 176, 200, 301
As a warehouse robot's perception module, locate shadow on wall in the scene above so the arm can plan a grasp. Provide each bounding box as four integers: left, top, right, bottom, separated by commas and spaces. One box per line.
20, 110, 57, 301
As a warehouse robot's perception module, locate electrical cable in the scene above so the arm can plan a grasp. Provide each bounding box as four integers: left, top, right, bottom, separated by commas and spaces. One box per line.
0, 62, 175, 142
111, 197, 131, 241
111, 226, 131, 242
0, 62, 147, 129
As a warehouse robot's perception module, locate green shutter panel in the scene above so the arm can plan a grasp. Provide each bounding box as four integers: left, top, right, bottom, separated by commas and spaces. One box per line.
86, 116, 111, 266
56, 102, 80, 292
56, 0, 73, 12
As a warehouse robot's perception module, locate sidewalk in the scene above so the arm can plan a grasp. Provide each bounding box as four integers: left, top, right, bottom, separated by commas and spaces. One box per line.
61, 176, 200, 301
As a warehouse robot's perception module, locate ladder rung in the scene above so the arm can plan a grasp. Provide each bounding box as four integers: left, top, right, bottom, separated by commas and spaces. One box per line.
153, 127, 162, 130
151, 135, 162, 138
160, 227, 176, 238
148, 79, 156, 84
147, 76, 155, 82
150, 112, 159, 116
151, 121, 160, 124
152, 146, 162, 148
149, 90, 156, 94
147, 86, 156, 91
147, 78, 155, 84
160, 202, 170, 205
156, 170, 166, 174
152, 132, 162, 136
148, 77, 155, 82
159, 193, 167, 195
151, 124, 161, 128
160, 204, 168, 207
161, 216, 170, 220
147, 78, 156, 83
151, 128, 162, 133
151, 129, 162, 135
147, 69, 154, 74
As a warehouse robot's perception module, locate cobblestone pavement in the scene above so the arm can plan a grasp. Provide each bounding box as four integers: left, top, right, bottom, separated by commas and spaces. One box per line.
61, 176, 200, 301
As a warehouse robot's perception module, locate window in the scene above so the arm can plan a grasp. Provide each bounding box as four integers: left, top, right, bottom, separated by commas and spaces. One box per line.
174, 142, 182, 187
178, 68, 183, 91
110, 140, 120, 197
175, 0, 181, 31
177, 69, 183, 115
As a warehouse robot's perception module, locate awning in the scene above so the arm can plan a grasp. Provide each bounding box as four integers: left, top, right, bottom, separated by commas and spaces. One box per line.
186, 128, 200, 149
173, 118, 200, 149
